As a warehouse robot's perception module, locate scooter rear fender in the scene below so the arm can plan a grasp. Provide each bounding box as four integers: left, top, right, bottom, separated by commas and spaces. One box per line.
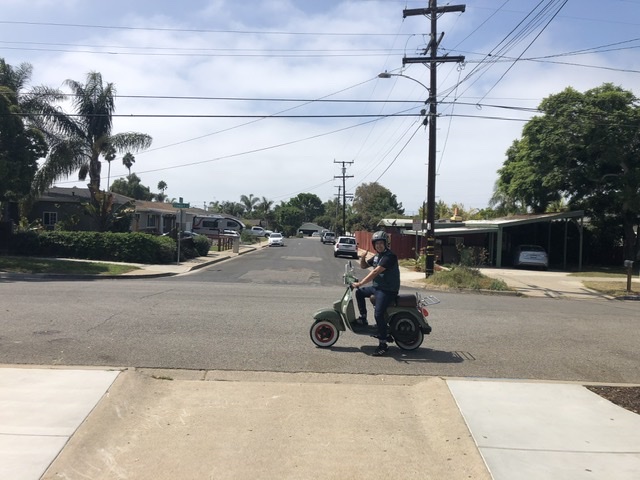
313, 308, 346, 332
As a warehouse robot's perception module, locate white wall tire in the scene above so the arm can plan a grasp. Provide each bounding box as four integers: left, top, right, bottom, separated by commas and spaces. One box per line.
310, 321, 339, 348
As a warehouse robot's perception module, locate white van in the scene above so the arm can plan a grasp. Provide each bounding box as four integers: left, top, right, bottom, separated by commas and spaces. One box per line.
191, 215, 245, 238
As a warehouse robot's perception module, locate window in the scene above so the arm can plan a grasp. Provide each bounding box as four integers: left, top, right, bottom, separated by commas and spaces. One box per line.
43, 212, 57, 226
147, 215, 157, 227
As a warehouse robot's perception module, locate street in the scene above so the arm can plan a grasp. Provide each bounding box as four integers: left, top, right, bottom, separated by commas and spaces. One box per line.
1, 237, 639, 383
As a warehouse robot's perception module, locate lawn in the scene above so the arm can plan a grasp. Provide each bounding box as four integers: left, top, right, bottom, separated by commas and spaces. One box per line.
0, 256, 140, 275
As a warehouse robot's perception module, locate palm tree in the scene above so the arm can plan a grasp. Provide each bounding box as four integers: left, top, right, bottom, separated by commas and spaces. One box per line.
156, 180, 168, 202
240, 194, 259, 217
32, 72, 152, 208
122, 152, 135, 175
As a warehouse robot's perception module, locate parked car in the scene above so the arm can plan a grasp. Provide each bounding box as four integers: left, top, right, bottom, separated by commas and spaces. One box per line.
248, 226, 269, 237
321, 232, 336, 244
513, 245, 549, 269
268, 232, 284, 247
334, 236, 358, 258
161, 230, 203, 239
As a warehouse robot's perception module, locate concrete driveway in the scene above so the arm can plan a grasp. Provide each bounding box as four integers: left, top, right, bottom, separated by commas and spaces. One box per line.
479, 268, 639, 299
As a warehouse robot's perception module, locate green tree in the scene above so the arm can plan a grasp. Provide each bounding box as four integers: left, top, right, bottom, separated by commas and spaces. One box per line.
288, 193, 324, 223
240, 194, 260, 217
0, 60, 54, 212
493, 83, 640, 261
219, 200, 244, 217
315, 197, 342, 232
256, 196, 274, 228
156, 180, 168, 202
110, 173, 154, 200
122, 152, 135, 175
351, 182, 404, 231
32, 72, 152, 208
273, 203, 304, 236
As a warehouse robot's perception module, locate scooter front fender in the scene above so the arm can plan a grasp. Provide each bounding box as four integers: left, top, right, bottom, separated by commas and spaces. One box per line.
313, 308, 346, 332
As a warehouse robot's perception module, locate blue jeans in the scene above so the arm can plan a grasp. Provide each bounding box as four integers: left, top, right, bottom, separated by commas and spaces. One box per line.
355, 286, 396, 341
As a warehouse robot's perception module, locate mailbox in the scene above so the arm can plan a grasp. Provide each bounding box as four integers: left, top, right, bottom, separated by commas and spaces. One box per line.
624, 260, 634, 268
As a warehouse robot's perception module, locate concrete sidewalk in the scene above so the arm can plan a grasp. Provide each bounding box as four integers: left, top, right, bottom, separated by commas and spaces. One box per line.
2, 367, 639, 480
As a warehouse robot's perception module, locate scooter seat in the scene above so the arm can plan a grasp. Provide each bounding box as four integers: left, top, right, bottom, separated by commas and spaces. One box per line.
395, 294, 417, 307
369, 293, 417, 308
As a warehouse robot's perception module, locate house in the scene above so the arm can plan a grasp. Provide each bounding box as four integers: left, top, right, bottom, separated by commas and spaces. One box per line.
132, 200, 180, 235
297, 222, 325, 236
28, 187, 133, 231
358, 211, 585, 270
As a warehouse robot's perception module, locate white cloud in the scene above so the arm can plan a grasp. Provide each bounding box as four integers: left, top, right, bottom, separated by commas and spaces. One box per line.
3, 0, 639, 213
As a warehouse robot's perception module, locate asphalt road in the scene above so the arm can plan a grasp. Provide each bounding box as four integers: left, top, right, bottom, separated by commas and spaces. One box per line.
1, 237, 639, 383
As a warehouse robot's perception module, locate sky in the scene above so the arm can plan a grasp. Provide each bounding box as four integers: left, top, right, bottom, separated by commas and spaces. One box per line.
1, 0, 639, 215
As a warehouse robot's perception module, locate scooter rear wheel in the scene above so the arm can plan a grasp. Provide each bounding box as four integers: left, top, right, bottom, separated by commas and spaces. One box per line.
390, 314, 424, 351
310, 320, 339, 348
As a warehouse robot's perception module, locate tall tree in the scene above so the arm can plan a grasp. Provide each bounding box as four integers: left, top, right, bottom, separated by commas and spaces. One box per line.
288, 193, 324, 223
240, 193, 260, 217
122, 152, 135, 175
32, 72, 152, 208
0, 60, 56, 214
351, 182, 404, 231
110, 173, 154, 200
493, 83, 640, 261
156, 180, 168, 202
219, 201, 244, 217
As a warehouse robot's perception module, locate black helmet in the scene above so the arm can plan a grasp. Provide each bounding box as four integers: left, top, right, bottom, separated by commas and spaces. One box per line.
371, 231, 388, 248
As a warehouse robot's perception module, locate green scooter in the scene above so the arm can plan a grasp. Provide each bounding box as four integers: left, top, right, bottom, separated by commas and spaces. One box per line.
310, 261, 439, 350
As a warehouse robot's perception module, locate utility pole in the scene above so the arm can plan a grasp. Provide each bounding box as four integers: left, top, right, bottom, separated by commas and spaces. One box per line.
334, 160, 353, 235
403, 0, 465, 277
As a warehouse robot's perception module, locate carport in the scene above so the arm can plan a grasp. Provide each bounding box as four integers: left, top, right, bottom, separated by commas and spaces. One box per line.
456, 211, 585, 270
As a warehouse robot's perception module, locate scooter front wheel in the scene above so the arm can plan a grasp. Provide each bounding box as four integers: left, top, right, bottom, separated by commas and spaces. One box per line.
310, 320, 339, 348
390, 314, 424, 351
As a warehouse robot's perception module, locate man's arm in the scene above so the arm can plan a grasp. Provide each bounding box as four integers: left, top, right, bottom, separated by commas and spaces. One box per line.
353, 265, 385, 288
359, 249, 370, 269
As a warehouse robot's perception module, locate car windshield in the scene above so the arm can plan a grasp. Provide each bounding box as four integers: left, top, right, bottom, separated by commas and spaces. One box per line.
271, 233, 282, 238
339, 238, 355, 244
521, 245, 545, 252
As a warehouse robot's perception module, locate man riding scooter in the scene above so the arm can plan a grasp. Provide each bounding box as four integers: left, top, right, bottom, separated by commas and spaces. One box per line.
350, 231, 400, 356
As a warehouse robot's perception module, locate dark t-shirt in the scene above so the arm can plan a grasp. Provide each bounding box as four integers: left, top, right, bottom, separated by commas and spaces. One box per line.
367, 249, 400, 293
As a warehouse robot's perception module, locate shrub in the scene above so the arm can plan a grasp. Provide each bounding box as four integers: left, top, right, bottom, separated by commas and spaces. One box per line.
193, 235, 212, 256
8, 231, 177, 264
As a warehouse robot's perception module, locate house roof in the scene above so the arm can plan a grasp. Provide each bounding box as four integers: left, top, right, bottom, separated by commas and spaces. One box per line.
40, 187, 133, 205
298, 222, 324, 231
382, 211, 585, 237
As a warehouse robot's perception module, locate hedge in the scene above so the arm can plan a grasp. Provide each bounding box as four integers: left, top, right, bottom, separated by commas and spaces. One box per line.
8, 231, 181, 264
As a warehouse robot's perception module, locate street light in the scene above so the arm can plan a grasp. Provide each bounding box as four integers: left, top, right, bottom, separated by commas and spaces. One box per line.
378, 71, 437, 277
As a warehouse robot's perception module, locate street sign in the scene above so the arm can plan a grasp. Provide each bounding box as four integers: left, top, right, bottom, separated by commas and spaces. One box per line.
172, 202, 190, 209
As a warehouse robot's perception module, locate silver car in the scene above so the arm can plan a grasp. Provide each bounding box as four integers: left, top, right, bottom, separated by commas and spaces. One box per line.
513, 245, 549, 269
334, 236, 358, 259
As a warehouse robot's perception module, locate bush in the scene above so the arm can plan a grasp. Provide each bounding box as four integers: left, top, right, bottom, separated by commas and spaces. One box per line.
428, 265, 508, 291
8, 231, 177, 264
193, 235, 212, 256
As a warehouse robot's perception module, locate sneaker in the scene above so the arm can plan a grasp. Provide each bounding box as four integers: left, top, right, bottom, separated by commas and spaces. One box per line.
372, 343, 388, 356
355, 316, 368, 326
